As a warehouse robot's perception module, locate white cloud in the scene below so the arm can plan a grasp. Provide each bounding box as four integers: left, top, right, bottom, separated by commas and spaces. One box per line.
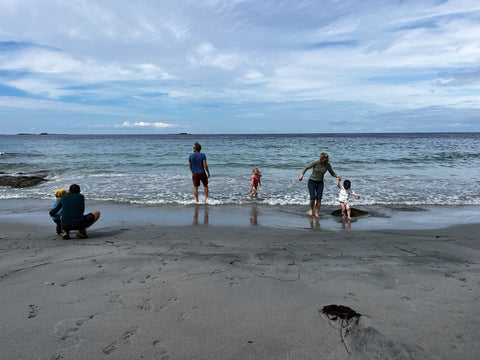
134, 63, 177, 80
1, 47, 174, 82
237, 70, 267, 85
188, 42, 247, 70
118, 121, 176, 129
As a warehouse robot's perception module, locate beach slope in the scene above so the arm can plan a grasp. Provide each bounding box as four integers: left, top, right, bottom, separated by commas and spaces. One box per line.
1, 222, 479, 360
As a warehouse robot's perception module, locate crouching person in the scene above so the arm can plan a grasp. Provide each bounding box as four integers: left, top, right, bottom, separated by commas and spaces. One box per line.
49, 184, 100, 239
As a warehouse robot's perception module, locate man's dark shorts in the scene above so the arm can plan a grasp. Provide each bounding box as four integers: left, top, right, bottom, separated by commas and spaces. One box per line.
61, 213, 95, 232
192, 172, 208, 187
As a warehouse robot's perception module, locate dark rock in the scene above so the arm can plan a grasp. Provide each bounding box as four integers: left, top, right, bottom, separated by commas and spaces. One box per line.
331, 207, 369, 217
0, 175, 48, 188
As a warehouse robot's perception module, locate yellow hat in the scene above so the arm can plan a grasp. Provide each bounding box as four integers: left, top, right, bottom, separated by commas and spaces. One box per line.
55, 189, 67, 198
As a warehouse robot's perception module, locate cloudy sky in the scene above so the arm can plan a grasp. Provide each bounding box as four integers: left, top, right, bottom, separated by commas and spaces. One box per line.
1, 0, 479, 134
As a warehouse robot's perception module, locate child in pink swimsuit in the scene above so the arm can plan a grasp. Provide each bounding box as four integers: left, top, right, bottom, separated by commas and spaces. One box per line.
249, 168, 262, 198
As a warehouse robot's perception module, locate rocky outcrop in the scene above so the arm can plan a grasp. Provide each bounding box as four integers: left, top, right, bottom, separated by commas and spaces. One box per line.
0, 172, 49, 188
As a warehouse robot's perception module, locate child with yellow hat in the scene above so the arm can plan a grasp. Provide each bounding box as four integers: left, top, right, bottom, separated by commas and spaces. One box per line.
51, 189, 67, 234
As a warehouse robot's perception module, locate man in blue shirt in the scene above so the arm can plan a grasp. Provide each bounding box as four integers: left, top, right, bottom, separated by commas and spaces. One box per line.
189, 142, 210, 202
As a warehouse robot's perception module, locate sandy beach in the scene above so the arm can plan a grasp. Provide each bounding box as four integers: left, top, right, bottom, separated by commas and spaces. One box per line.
1, 202, 479, 360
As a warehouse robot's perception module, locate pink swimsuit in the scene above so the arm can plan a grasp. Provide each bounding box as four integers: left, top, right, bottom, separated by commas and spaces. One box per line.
251, 174, 262, 188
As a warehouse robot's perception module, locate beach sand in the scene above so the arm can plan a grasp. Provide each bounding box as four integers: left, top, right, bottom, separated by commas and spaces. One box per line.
1, 202, 479, 359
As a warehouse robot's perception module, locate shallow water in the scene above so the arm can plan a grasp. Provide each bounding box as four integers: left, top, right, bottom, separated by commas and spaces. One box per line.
2, 199, 479, 231
1, 133, 480, 209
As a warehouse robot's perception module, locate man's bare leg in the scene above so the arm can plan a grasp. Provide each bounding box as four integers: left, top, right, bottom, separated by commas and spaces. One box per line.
194, 186, 199, 202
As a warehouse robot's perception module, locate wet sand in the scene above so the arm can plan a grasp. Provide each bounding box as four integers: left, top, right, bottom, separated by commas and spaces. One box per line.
1, 201, 479, 359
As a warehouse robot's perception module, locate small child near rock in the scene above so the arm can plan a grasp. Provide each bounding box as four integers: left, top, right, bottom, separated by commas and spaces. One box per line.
337, 179, 360, 220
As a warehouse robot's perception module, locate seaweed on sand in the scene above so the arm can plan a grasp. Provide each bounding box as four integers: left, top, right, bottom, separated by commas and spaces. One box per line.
321, 305, 361, 354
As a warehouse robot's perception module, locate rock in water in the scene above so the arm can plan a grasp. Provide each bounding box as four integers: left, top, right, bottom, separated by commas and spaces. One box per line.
331, 208, 369, 217
0, 175, 48, 188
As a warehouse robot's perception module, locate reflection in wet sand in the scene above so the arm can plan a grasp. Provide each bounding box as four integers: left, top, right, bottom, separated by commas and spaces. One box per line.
193, 205, 209, 225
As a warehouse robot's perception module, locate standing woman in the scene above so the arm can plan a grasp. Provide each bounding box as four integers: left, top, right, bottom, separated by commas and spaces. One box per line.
299, 152, 341, 217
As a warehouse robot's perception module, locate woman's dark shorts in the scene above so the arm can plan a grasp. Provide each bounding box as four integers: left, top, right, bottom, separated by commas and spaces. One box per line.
192, 172, 208, 187
61, 213, 95, 232
308, 179, 324, 200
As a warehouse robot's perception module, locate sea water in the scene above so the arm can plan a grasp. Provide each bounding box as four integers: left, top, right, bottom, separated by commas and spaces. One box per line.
1, 133, 480, 210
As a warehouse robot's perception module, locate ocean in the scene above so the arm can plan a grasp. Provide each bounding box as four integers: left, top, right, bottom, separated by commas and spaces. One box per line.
1, 133, 480, 211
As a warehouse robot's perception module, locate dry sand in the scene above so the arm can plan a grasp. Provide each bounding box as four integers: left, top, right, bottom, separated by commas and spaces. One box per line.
1, 211, 479, 359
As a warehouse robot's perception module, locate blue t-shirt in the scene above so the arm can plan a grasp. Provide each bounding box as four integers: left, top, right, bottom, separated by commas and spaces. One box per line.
51, 199, 63, 220
189, 152, 206, 173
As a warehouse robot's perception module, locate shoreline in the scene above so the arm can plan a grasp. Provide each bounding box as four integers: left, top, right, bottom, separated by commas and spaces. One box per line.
1, 198, 480, 231
1, 216, 479, 359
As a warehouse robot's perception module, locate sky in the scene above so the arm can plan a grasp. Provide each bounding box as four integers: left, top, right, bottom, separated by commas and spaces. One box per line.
0, 0, 480, 134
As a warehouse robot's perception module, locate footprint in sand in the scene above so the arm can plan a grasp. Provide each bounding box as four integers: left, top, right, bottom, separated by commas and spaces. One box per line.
158, 296, 178, 310
102, 327, 139, 355
138, 297, 153, 312
108, 294, 125, 308
178, 307, 199, 321
226, 276, 242, 287
153, 340, 171, 360
140, 274, 154, 283
53, 315, 95, 350
31, 248, 43, 256
28, 304, 39, 318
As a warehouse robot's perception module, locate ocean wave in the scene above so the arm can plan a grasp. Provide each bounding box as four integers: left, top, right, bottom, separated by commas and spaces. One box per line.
2, 190, 479, 206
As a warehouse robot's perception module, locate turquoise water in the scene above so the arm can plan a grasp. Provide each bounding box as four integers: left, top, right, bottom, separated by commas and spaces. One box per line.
1, 133, 480, 208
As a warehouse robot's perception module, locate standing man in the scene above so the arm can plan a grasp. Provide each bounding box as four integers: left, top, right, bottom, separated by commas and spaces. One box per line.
189, 142, 210, 202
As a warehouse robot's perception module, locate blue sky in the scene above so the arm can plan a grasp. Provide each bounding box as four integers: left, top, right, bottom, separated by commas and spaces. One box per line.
0, 0, 479, 134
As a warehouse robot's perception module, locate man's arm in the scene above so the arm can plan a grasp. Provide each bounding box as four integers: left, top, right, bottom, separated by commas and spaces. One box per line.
203, 159, 210, 177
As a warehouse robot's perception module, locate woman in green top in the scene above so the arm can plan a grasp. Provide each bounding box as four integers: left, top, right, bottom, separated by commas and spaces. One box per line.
299, 152, 341, 217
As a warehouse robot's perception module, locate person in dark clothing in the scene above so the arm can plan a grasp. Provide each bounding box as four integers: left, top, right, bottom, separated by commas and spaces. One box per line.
189, 142, 210, 203
49, 184, 100, 239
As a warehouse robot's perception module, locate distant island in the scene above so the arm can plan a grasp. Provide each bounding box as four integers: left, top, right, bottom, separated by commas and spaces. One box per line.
17, 132, 49, 135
